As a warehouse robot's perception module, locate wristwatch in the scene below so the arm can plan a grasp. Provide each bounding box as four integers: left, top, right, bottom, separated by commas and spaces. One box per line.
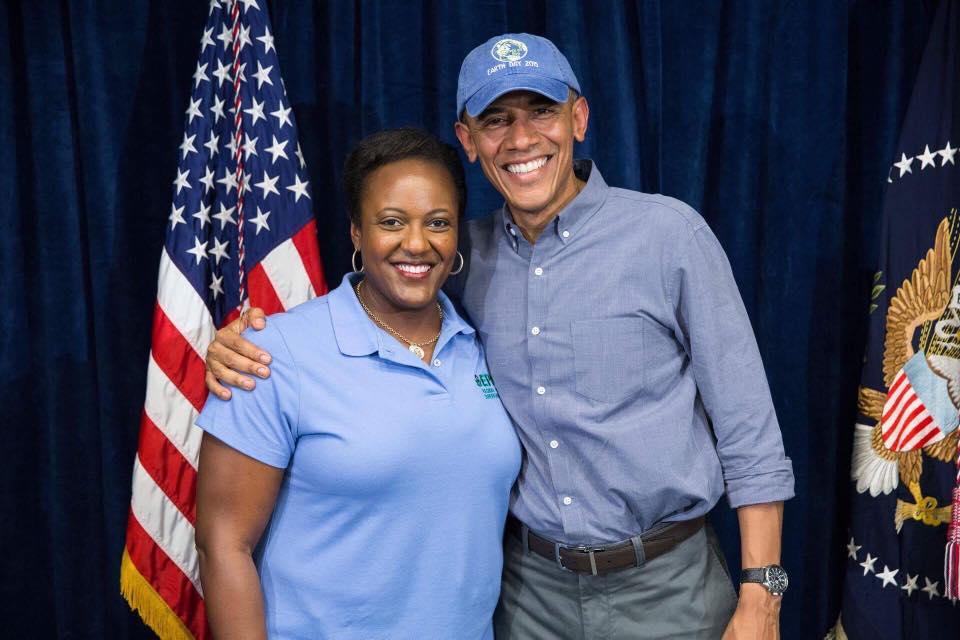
740, 564, 789, 596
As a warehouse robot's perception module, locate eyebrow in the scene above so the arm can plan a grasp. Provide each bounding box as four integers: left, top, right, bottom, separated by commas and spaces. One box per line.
476, 96, 560, 120
376, 207, 453, 216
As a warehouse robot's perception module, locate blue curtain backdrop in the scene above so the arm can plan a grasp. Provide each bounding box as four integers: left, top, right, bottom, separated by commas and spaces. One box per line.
0, 0, 939, 637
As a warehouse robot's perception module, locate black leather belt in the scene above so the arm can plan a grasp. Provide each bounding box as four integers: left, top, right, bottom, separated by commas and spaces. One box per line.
506, 515, 705, 576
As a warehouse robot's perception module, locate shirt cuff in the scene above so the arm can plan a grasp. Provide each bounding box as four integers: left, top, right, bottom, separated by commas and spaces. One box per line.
724, 461, 795, 509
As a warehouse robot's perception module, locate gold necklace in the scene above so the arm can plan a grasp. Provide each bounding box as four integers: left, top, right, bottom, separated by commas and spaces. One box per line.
354, 279, 443, 359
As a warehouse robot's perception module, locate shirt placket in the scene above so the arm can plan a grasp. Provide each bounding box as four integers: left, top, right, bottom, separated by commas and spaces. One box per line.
525, 234, 578, 539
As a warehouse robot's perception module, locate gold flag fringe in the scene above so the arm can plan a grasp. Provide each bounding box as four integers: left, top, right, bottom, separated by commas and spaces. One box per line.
824, 615, 848, 640
119, 549, 195, 640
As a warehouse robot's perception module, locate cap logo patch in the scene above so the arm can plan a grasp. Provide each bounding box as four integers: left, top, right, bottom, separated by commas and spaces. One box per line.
491, 39, 528, 63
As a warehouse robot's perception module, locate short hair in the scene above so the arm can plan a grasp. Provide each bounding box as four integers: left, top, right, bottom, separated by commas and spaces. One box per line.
342, 128, 467, 225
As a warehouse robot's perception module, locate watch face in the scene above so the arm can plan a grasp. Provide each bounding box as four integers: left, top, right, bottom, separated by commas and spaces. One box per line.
764, 565, 789, 594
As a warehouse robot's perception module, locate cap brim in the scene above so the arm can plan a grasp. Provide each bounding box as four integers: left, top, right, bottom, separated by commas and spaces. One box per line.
464, 74, 571, 118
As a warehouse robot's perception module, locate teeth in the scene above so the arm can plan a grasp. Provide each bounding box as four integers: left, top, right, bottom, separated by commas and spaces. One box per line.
396, 263, 431, 274
506, 157, 548, 174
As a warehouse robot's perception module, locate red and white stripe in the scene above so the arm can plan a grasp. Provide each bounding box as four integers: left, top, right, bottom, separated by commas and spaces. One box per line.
880, 369, 945, 452
125, 222, 326, 637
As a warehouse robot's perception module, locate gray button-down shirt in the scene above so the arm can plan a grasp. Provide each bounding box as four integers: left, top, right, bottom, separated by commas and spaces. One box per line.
449, 160, 794, 545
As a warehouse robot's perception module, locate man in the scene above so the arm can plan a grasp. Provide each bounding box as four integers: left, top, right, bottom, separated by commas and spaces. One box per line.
205, 34, 794, 639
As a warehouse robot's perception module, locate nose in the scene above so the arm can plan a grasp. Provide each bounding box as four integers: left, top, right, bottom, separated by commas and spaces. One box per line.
401, 222, 429, 255
504, 114, 538, 151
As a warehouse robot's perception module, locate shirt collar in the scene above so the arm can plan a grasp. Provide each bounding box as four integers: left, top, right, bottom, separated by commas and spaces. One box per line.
500, 159, 609, 247
328, 272, 475, 358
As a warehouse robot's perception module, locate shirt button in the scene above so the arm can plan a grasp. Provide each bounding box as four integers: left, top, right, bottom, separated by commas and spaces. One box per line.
562, 496, 573, 506
534, 267, 544, 276
531, 326, 541, 336
536, 386, 546, 395
549, 440, 559, 449
562, 230, 570, 238
433, 359, 442, 367
509, 227, 517, 236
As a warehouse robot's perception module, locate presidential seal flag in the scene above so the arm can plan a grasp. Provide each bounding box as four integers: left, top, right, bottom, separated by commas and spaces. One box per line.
836, 2, 960, 637
119, 1, 326, 637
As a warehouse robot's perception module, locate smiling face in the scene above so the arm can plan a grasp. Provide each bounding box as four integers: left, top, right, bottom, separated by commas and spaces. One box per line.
455, 90, 589, 236
350, 158, 459, 317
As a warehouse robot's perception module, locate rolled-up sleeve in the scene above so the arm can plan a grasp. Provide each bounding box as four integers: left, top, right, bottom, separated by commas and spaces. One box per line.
673, 224, 795, 508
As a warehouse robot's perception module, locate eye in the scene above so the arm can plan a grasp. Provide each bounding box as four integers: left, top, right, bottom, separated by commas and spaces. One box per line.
427, 218, 452, 229
533, 107, 557, 118
482, 116, 508, 128
379, 217, 403, 228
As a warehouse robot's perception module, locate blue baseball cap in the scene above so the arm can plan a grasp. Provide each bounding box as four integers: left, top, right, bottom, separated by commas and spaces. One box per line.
456, 33, 581, 119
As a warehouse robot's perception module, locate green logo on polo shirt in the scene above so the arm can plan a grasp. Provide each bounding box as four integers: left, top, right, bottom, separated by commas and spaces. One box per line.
474, 373, 499, 400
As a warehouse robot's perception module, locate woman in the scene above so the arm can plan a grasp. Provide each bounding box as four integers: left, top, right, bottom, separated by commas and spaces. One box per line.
195, 128, 521, 639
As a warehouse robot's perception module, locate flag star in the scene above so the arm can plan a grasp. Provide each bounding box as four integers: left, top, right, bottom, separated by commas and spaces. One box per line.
287, 174, 311, 202
255, 171, 280, 198
875, 565, 898, 588
179, 133, 197, 159
244, 97, 267, 125
211, 95, 226, 123
894, 153, 914, 177
213, 58, 232, 87
209, 237, 230, 264
295, 142, 306, 169
846, 537, 861, 560
250, 206, 271, 234
239, 170, 253, 196
201, 26, 215, 50
192, 61, 209, 87
216, 23, 233, 47
253, 61, 274, 89
209, 273, 224, 300
257, 27, 275, 54
940, 141, 957, 166
193, 202, 212, 229
242, 133, 259, 161
185, 97, 203, 124
172, 168, 191, 194
186, 236, 208, 265
271, 103, 292, 129
225, 133, 239, 158
922, 577, 940, 600
901, 574, 919, 597
233, 62, 247, 84
236, 24, 253, 51
217, 168, 238, 194
169, 203, 186, 229
859, 553, 877, 576
265, 135, 288, 164
208, 0, 220, 15
212, 203, 237, 229
200, 165, 216, 193
204, 132, 220, 157
239, 0, 260, 13
917, 144, 937, 169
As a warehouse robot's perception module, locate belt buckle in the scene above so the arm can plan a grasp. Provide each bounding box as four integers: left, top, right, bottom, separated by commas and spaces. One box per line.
559, 544, 605, 576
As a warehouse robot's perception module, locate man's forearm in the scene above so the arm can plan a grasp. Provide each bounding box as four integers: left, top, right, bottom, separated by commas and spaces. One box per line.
737, 501, 783, 568
198, 547, 268, 640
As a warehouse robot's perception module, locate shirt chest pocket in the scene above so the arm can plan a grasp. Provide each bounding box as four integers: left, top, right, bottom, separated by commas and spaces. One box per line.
571, 318, 645, 403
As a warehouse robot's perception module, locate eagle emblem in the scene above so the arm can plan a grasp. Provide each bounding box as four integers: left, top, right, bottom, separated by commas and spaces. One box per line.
852, 215, 960, 531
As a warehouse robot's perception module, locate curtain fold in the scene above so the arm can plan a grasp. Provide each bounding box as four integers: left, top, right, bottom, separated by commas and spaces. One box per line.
0, 1, 936, 636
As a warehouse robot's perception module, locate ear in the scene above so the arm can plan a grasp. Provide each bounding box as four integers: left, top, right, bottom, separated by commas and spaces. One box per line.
350, 221, 361, 250
571, 96, 589, 143
454, 121, 478, 163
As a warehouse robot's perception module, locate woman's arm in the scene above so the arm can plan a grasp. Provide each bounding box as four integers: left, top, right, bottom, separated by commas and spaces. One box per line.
195, 432, 285, 640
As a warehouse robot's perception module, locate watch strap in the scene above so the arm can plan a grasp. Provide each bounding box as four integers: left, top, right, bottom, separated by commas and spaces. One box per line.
740, 568, 766, 584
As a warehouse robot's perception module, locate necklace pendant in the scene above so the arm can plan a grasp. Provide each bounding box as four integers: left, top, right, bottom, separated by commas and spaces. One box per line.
409, 344, 425, 359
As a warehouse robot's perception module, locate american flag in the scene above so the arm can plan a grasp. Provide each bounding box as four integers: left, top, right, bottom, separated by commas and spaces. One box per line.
120, 1, 326, 637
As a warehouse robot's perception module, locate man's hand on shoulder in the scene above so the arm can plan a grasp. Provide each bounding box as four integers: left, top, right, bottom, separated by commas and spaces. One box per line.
205, 307, 273, 400
722, 584, 781, 640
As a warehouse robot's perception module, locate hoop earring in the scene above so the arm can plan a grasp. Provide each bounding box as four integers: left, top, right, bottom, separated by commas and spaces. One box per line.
449, 251, 464, 275
351, 249, 364, 273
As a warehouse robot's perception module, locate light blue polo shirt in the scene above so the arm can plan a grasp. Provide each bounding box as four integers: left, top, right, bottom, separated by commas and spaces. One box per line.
197, 273, 521, 640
